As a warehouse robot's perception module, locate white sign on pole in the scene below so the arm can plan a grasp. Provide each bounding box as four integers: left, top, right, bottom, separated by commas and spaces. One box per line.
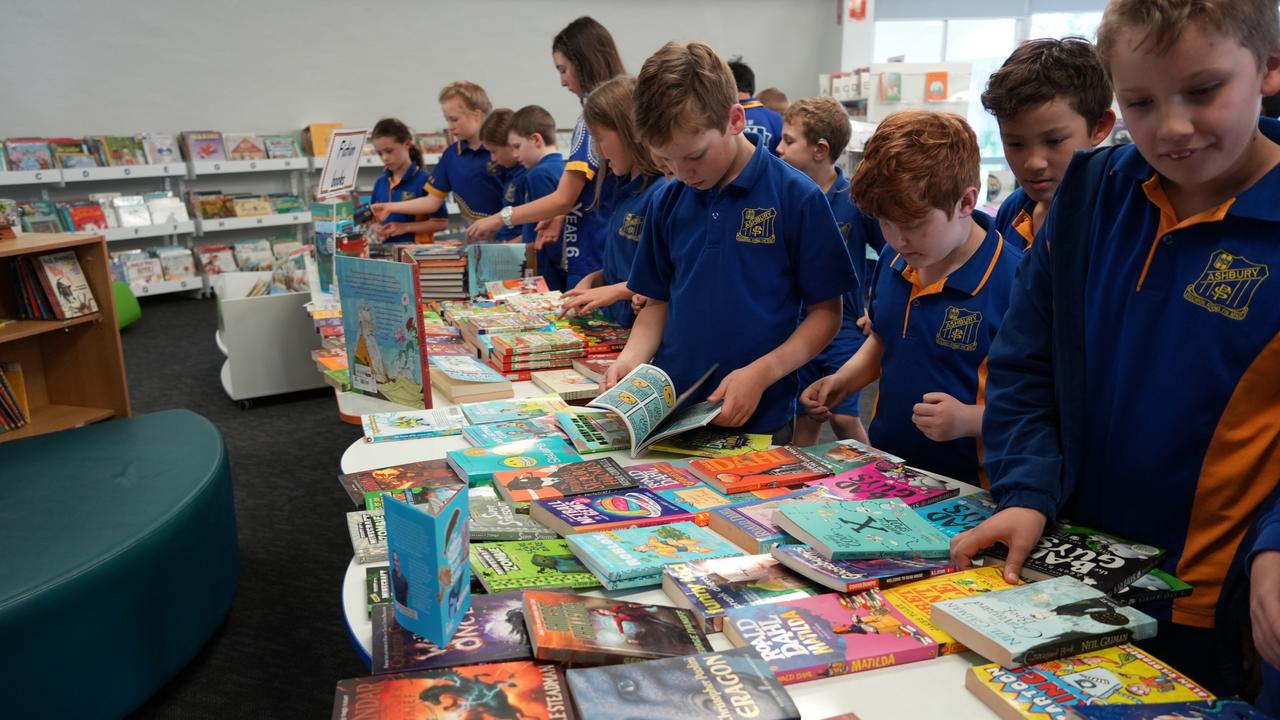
316, 128, 369, 200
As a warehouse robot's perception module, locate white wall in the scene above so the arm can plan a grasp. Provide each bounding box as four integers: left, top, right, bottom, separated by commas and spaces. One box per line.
1, 0, 842, 138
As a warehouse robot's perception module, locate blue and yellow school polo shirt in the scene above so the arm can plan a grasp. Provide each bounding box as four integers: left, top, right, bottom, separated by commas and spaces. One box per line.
371, 163, 448, 244
602, 173, 669, 328
424, 140, 504, 221
521, 153, 566, 244
741, 98, 783, 155
628, 136, 857, 434
563, 115, 614, 280
993, 187, 1036, 251
494, 163, 526, 242
867, 211, 1024, 485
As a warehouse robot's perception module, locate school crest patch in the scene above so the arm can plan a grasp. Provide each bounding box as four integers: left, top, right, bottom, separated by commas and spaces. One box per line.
1183, 249, 1269, 321
736, 208, 777, 244
936, 306, 982, 351
838, 221, 852, 241
504, 183, 516, 203
618, 212, 644, 242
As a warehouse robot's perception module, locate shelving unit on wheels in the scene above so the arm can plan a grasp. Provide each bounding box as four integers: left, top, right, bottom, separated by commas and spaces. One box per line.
0, 232, 130, 442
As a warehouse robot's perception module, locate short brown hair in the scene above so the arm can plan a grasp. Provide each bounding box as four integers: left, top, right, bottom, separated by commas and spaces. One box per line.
851, 111, 980, 224
758, 87, 790, 113
783, 96, 851, 161
479, 108, 514, 146
982, 37, 1113, 131
1097, 0, 1280, 70
634, 41, 737, 146
510, 105, 557, 146
438, 81, 492, 114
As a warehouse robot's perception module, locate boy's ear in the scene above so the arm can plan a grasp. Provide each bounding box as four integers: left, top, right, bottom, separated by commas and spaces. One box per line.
727, 103, 747, 136
814, 139, 831, 164
956, 186, 980, 218
1262, 49, 1280, 96
1090, 109, 1117, 146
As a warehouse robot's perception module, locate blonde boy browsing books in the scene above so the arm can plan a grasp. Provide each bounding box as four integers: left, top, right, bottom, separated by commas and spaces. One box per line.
954, 0, 1280, 710
800, 111, 1025, 486
605, 42, 857, 440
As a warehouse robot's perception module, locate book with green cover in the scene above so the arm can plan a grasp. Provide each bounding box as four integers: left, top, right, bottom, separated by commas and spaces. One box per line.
773, 499, 952, 561
470, 539, 602, 593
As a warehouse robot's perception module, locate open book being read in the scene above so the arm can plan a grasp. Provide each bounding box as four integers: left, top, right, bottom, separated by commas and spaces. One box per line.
587, 363, 721, 458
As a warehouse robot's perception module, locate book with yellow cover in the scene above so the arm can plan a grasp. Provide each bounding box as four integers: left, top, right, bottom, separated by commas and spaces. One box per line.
882, 567, 1010, 654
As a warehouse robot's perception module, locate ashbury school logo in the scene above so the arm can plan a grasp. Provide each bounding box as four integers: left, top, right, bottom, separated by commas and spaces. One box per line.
936, 306, 982, 351
736, 208, 777, 244
618, 212, 644, 242
1184, 249, 1269, 321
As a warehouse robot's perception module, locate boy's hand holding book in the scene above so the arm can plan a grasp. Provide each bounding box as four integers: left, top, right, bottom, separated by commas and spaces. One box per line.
911, 392, 982, 442
707, 365, 768, 428
1251, 550, 1280, 667
950, 507, 1048, 585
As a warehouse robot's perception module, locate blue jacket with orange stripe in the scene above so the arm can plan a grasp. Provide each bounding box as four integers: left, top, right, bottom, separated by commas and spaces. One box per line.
983, 120, 1280, 636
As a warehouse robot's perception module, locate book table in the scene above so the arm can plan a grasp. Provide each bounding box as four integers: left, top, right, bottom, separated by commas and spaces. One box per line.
338, 385, 997, 720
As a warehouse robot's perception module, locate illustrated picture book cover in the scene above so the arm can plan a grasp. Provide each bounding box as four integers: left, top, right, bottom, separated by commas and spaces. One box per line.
661, 554, 821, 631
881, 566, 1011, 655
556, 411, 630, 454
445, 437, 581, 486
773, 498, 952, 561
983, 524, 1165, 595
360, 407, 466, 443
565, 521, 745, 590
371, 590, 532, 674
339, 459, 462, 507
586, 363, 723, 457
461, 395, 573, 425
796, 439, 904, 474
708, 485, 843, 553
522, 590, 711, 666
463, 416, 565, 448
688, 446, 831, 495
493, 457, 637, 503
920, 491, 997, 538
808, 462, 959, 508
337, 255, 430, 409
469, 492, 559, 541
769, 544, 956, 593
470, 539, 602, 592
528, 487, 693, 536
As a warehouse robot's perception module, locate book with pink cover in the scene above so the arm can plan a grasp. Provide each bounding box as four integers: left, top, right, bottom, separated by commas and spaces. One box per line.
808, 463, 958, 508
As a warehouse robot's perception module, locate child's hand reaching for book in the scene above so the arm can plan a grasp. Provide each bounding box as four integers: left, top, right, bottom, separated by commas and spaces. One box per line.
371, 203, 393, 222
534, 216, 565, 249
950, 507, 1047, 584
602, 357, 638, 391
800, 374, 850, 423
465, 215, 500, 242
379, 222, 407, 239
707, 366, 768, 427
559, 286, 614, 317
912, 392, 982, 442
1250, 550, 1280, 668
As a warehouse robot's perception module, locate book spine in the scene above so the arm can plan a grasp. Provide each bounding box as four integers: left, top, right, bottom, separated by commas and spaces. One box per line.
1019, 628, 1135, 666
906, 487, 961, 508
412, 263, 433, 409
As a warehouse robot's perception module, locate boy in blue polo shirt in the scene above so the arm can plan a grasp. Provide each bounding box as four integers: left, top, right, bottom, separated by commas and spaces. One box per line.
777, 95, 884, 446
729, 57, 783, 154
981, 37, 1116, 250
800, 111, 1024, 486
954, 1, 1280, 708
508, 105, 567, 290
479, 108, 524, 242
609, 42, 856, 439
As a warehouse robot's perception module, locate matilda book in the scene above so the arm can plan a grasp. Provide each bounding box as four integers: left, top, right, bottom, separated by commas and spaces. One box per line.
445, 437, 580, 487
528, 488, 694, 536
774, 498, 952, 561
462, 417, 564, 448
722, 590, 939, 685
347, 510, 387, 564
931, 575, 1159, 668
330, 661, 575, 720
34, 251, 98, 319
688, 447, 831, 495
796, 439, 904, 474
469, 492, 559, 541
661, 554, 821, 632
556, 411, 629, 454
360, 407, 467, 443
371, 591, 531, 674
337, 255, 431, 409
965, 645, 1213, 720
809, 462, 959, 508
566, 647, 800, 720
708, 486, 843, 553
881, 566, 1011, 655
493, 458, 637, 503
649, 428, 774, 458
565, 522, 745, 590
770, 544, 956, 593
462, 396, 572, 425
1112, 568, 1193, 607
984, 524, 1165, 595
382, 476, 470, 646
626, 461, 736, 516
522, 590, 711, 666
1067, 700, 1269, 720
469, 539, 602, 592
339, 459, 462, 507
921, 491, 997, 538
585, 363, 723, 458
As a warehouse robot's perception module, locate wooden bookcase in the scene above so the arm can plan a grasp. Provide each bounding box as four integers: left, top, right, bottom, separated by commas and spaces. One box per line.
0, 232, 130, 442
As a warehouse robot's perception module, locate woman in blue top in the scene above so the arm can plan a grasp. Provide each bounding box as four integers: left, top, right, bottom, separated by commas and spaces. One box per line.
464, 17, 625, 289
560, 76, 668, 328
369, 118, 448, 244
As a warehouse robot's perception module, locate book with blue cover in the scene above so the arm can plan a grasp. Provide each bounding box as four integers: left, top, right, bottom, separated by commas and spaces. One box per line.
708, 485, 843, 553
774, 498, 952, 561
661, 554, 821, 631
359, 407, 466, 443
461, 395, 573, 425
336, 255, 430, 408
566, 647, 800, 720
626, 461, 736, 515
445, 437, 580, 486
462, 416, 564, 447
382, 473, 471, 647
557, 410, 629, 454
528, 488, 694, 536
770, 544, 956, 593
1067, 700, 1271, 719
931, 575, 1159, 668
565, 521, 745, 590
920, 491, 997, 538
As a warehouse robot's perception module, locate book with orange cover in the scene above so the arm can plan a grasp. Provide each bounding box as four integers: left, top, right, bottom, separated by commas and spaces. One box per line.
688, 446, 830, 494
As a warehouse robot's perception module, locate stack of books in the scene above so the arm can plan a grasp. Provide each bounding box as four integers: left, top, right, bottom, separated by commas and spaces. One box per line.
401, 244, 468, 301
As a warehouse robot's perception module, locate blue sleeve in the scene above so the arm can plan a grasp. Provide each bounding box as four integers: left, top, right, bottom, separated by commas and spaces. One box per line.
524, 170, 560, 203
792, 190, 857, 306
981, 196, 1067, 521
424, 148, 453, 196
1251, 503, 1280, 565
626, 186, 675, 301
371, 176, 388, 204
410, 172, 449, 218
866, 246, 894, 332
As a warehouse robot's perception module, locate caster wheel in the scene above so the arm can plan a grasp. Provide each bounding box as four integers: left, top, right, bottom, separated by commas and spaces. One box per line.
235, 399, 253, 410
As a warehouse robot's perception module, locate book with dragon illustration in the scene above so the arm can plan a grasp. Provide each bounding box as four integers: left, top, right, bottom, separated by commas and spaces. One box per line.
331, 661, 576, 720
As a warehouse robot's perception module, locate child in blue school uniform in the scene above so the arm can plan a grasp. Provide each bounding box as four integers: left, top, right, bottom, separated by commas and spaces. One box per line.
982, 37, 1116, 250
464, 17, 626, 290
478, 108, 524, 243
729, 57, 783, 154
954, 1, 1280, 710
559, 75, 669, 328
507, 105, 567, 291
607, 41, 856, 440
368, 118, 448, 245
371, 81, 504, 229
800, 111, 1025, 486
776, 96, 883, 446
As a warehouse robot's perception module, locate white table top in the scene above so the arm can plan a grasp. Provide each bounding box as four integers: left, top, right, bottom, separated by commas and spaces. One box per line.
337, 382, 997, 720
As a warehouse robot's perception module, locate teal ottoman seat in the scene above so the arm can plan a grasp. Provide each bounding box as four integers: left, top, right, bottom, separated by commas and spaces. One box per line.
0, 409, 240, 719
